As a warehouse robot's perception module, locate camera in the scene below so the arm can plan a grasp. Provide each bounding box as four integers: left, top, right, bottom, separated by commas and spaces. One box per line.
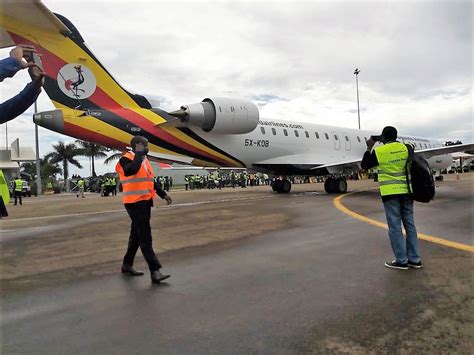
370, 135, 382, 142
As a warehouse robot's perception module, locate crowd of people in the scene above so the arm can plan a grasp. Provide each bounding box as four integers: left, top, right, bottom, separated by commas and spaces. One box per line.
184, 171, 271, 190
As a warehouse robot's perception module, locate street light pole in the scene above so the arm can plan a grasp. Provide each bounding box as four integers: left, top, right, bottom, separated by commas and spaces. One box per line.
34, 101, 42, 195
354, 68, 361, 130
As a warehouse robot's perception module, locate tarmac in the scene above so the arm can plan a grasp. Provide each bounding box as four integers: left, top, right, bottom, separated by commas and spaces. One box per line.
1, 173, 473, 353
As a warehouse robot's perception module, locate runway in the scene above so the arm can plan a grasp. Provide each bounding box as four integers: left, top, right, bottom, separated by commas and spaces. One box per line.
1, 174, 473, 353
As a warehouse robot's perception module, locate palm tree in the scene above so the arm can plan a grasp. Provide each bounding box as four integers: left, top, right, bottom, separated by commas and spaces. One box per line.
104, 150, 124, 165
20, 162, 37, 180
76, 140, 108, 177
45, 141, 82, 180
20, 158, 62, 181
40, 157, 63, 180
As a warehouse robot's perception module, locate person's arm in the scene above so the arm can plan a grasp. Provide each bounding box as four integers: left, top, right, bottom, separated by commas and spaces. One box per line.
118, 152, 146, 176
0, 82, 41, 124
361, 137, 379, 170
0, 57, 22, 81
154, 181, 172, 204
361, 150, 378, 170
0, 53, 45, 124
0, 45, 41, 82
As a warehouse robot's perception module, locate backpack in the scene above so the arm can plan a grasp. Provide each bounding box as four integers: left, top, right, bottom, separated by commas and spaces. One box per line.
405, 144, 435, 203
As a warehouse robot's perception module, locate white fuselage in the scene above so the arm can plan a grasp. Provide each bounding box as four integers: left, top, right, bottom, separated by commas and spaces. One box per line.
197, 118, 452, 174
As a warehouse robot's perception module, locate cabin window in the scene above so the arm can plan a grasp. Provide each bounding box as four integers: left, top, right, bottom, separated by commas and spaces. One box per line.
219, 106, 222, 112
260, 127, 265, 135
334, 134, 339, 141
294, 130, 299, 137
357, 136, 361, 143
272, 128, 276, 135
283, 129, 288, 136
345, 135, 349, 142
325, 133, 329, 140
315, 132, 320, 139
305, 131, 309, 138
424, 143, 427, 148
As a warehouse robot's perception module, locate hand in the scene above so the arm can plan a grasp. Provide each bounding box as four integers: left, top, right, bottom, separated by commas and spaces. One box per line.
164, 195, 172, 205
28, 65, 45, 88
10, 45, 38, 69
366, 137, 376, 150
134, 142, 148, 154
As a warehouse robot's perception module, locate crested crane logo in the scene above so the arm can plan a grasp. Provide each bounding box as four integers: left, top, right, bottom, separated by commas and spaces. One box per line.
57, 64, 97, 99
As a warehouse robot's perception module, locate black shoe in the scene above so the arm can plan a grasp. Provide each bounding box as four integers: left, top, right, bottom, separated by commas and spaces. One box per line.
384, 260, 408, 270
121, 265, 144, 276
151, 270, 170, 283
407, 260, 423, 269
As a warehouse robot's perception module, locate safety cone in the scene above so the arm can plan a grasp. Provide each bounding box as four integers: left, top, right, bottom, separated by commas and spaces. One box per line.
456, 171, 460, 180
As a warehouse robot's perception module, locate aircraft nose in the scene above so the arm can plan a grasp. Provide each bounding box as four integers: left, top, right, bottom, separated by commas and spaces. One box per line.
33, 109, 64, 134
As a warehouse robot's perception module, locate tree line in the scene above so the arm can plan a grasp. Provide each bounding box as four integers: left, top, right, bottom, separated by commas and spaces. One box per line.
20, 141, 121, 181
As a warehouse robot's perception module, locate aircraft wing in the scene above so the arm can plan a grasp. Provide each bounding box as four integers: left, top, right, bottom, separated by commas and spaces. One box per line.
0, 0, 71, 49
255, 142, 474, 175
313, 143, 474, 173
254, 153, 322, 167
412, 143, 474, 159
253, 153, 361, 175
310, 158, 362, 174
147, 150, 193, 165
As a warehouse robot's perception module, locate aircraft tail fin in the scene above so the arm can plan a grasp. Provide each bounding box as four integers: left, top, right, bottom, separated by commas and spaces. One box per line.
0, 0, 150, 111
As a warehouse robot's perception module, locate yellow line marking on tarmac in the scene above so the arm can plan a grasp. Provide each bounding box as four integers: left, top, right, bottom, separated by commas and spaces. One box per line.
333, 192, 474, 253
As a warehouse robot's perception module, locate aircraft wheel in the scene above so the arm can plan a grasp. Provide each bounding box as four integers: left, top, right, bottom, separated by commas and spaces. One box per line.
435, 175, 444, 182
335, 178, 348, 193
281, 179, 292, 193
324, 178, 335, 194
272, 180, 282, 192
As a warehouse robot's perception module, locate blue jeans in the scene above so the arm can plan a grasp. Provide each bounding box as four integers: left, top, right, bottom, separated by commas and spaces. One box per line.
383, 196, 421, 264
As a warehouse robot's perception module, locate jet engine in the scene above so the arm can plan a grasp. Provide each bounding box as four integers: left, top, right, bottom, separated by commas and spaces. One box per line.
169, 97, 259, 134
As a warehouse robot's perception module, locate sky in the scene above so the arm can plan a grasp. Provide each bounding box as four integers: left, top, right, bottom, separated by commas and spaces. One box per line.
1, 0, 472, 176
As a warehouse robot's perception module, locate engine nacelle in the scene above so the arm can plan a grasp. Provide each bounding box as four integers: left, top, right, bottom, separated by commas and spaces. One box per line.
175, 97, 259, 134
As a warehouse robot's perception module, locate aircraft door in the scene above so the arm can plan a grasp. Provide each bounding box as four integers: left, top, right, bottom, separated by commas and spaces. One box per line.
331, 131, 341, 150
343, 133, 351, 151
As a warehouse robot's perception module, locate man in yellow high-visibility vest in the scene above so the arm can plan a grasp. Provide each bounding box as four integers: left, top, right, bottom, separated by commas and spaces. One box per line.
77, 178, 85, 198
13, 176, 23, 206
362, 126, 422, 270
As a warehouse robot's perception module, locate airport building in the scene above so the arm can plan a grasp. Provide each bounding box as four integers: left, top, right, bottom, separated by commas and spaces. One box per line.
0, 138, 35, 182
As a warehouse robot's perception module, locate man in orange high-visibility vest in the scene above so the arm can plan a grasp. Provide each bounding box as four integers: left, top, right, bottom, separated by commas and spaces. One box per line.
116, 136, 172, 284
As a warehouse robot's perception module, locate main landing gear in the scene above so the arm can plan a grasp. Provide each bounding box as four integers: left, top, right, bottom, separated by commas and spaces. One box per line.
324, 177, 347, 194
272, 179, 292, 193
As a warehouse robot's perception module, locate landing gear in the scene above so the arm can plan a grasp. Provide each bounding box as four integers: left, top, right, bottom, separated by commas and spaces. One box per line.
324, 177, 347, 194
271, 179, 292, 193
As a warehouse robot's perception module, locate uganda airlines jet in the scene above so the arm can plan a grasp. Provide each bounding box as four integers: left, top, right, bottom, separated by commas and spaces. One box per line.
1, 0, 472, 193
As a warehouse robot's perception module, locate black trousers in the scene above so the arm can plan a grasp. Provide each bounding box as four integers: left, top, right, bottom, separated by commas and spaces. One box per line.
0, 197, 8, 217
123, 199, 161, 272
14, 191, 22, 205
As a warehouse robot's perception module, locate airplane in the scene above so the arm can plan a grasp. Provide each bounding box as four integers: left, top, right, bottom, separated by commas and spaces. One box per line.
1, 0, 472, 194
